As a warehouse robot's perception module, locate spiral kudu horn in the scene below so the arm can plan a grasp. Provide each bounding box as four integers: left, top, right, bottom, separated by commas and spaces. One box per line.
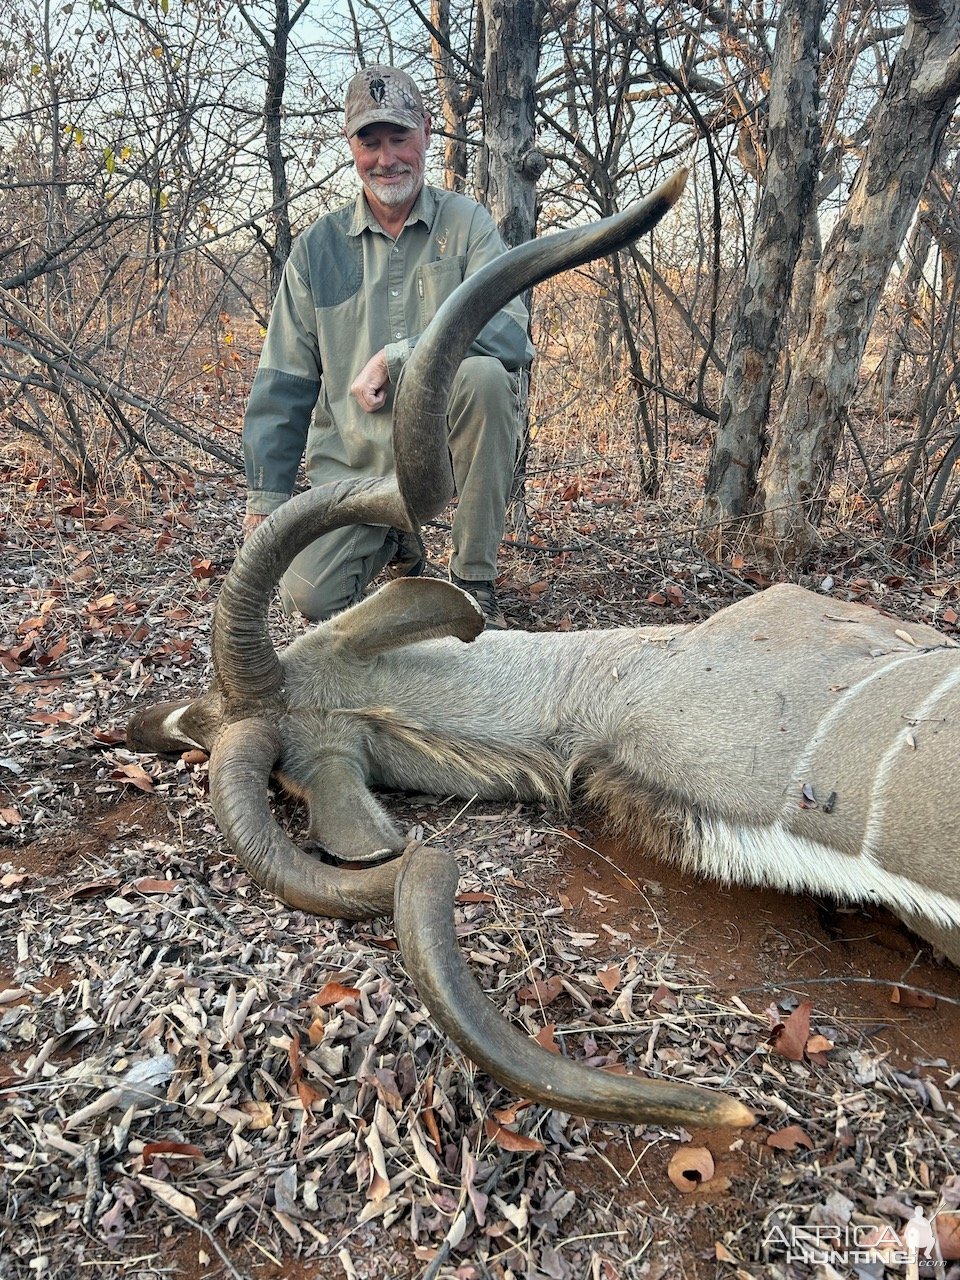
390, 170, 751, 1127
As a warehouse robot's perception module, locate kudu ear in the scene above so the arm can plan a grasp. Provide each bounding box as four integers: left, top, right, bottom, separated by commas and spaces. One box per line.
329, 578, 485, 659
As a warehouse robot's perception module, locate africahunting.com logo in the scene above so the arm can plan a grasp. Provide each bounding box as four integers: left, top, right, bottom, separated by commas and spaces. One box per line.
763, 1205, 960, 1269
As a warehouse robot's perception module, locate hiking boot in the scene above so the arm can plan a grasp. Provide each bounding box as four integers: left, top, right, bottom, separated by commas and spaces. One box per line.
450, 573, 508, 630
386, 529, 426, 579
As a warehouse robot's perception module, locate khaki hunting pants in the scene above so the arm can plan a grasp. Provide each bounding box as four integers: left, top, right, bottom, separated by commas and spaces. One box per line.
280, 356, 521, 621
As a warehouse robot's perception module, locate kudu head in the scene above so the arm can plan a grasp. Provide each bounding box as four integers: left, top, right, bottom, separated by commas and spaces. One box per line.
127, 170, 755, 1130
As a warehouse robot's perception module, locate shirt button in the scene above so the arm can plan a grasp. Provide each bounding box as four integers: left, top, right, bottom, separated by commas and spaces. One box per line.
391, 289, 399, 297
394, 332, 402, 339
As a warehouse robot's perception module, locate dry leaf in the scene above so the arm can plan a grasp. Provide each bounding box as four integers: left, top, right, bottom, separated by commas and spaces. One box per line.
190, 557, 215, 579
533, 1023, 560, 1054
142, 1140, 204, 1166
596, 965, 621, 993
667, 1146, 715, 1192
130, 877, 182, 895
138, 1174, 198, 1219
240, 1100, 274, 1130
483, 1119, 544, 1153
806, 1031, 834, 1065
67, 876, 123, 899
770, 1000, 812, 1061
409, 1122, 441, 1182
517, 975, 564, 1005
935, 1210, 960, 1260
766, 1124, 815, 1152
110, 762, 154, 793
806, 1036, 834, 1055
649, 982, 679, 1011
492, 1101, 533, 1124
311, 980, 361, 1008
890, 986, 937, 1008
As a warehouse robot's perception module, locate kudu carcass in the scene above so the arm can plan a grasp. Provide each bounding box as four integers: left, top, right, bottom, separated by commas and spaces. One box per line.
128, 168, 960, 1134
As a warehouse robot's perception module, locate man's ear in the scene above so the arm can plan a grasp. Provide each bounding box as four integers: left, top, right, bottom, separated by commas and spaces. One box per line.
327, 578, 484, 659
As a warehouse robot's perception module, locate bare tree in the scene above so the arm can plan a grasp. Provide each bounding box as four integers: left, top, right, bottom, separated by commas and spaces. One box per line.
754, 0, 960, 564
477, 0, 545, 247
699, 0, 824, 552
236, 0, 312, 296
428, 0, 484, 191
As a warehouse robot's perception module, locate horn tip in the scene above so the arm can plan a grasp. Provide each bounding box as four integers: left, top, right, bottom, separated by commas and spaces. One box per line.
660, 168, 689, 206
710, 1096, 756, 1128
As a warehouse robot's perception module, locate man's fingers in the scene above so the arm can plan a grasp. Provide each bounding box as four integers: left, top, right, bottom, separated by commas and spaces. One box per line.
350, 350, 390, 412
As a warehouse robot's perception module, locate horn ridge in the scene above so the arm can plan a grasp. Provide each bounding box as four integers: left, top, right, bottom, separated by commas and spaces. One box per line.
213, 477, 410, 699
393, 170, 687, 522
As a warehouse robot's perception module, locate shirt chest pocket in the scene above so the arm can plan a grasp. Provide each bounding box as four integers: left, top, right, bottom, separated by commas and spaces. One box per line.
417, 255, 467, 329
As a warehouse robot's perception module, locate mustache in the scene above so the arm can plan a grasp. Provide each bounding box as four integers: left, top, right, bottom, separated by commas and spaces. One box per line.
370, 166, 413, 178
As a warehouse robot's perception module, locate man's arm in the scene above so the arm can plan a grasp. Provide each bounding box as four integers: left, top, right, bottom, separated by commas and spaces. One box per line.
243, 247, 322, 524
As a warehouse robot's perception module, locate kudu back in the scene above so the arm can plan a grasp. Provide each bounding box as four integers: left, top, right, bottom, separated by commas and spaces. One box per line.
127, 167, 959, 1133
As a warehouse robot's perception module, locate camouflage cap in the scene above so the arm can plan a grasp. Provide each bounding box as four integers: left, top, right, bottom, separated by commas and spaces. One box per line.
344, 65, 426, 138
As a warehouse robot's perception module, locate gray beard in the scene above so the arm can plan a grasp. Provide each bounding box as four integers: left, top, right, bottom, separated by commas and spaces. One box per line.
366, 172, 419, 206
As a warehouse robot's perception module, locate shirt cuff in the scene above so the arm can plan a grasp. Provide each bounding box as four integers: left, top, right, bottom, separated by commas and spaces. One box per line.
246, 490, 290, 516
384, 338, 414, 386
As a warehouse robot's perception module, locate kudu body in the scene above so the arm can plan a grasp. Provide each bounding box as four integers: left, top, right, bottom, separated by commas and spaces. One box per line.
127, 169, 959, 1133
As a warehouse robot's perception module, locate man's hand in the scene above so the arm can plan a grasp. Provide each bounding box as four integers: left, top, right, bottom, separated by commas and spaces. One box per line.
243, 512, 267, 540
350, 349, 390, 412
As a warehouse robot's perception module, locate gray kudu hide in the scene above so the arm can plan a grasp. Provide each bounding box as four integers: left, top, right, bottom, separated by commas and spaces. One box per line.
128, 168, 960, 1134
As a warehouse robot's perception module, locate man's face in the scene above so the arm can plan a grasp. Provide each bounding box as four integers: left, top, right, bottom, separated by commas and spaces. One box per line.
349, 120, 430, 211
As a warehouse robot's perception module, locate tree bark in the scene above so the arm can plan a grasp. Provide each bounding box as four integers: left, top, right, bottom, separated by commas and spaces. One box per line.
477, 0, 545, 247
476, 0, 544, 532
755, 0, 960, 564
698, 0, 823, 554
429, 0, 483, 192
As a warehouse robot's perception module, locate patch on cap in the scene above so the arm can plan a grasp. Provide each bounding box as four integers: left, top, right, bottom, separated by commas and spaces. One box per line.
344, 65, 426, 138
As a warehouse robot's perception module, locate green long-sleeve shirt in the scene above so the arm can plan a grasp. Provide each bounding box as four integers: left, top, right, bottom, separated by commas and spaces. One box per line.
243, 184, 534, 515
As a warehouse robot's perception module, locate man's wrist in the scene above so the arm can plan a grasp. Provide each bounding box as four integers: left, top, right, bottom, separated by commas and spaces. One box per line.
384, 339, 413, 386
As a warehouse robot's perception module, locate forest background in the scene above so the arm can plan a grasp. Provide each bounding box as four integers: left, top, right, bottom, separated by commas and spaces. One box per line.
6, 0, 960, 571
8, 5, 960, 1278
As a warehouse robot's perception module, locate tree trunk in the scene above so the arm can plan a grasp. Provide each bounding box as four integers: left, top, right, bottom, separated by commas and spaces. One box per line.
263, 0, 292, 297
755, 0, 960, 565
475, 0, 544, 533
430, 0, 483, 192
477, 0, 544, 248
698, 0, 823, 554
238, 0, 308, 298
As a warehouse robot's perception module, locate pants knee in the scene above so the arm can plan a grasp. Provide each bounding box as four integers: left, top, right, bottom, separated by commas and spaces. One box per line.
450, 356, 517, 419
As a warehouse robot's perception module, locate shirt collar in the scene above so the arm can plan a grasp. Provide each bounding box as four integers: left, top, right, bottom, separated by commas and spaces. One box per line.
347, 184, 438, 237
